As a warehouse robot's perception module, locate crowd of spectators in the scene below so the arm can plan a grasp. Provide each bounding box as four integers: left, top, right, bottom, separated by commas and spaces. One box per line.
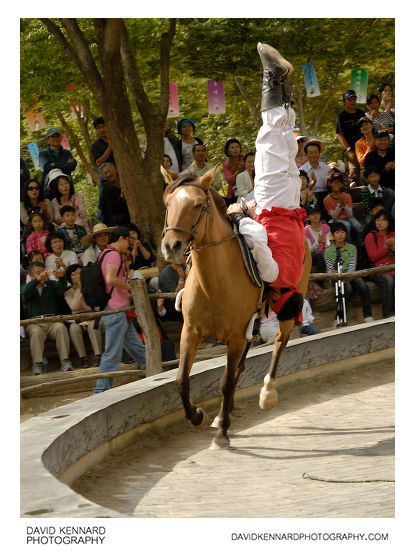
20, 82, 395, 375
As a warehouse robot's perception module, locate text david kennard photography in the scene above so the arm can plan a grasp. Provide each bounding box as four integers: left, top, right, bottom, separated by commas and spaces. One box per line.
26, 526, 106, 545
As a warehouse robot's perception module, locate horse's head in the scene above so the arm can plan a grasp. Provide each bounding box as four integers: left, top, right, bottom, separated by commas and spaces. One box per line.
161, 165, 218, 262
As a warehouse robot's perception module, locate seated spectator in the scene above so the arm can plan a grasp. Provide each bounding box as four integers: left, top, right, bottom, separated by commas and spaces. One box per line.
80, 223, 114, 266
362, 198, 387, 237
22, 250, 45, 283
49, 170, 90, 231
299, 140, 331, 213
25, 213, 51, 258
158, 256, 190, 320
304, 205, 331, 275
176, 118, 203, 171
363, 129, 395, 190
299, 170, 317, 209
20, 179, 53, 228
324, 222, 373, 324
163, 121, 180, 173
59, 205, 88, 258
379, 83, 394, 118
183, 143, 223, 191
126, 223, 156, 270
99, 163, 131, 226
39, 127, 77, 197
295, 134, 308, 168
45, 231, 78, 281
299, 297, 321, 337
361, 167, 394, 225
64, 264, 103, 368
235, 152, 255, 201
355, 117, 376, 168
223, 138, 245, 202
364, 210, 394, 318
365, 94, 394, 134
323, 172, 362, 244
21, 261, 73, 375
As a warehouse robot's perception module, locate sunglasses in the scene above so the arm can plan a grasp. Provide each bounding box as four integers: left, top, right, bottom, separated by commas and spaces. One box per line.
28, 186, 40, 191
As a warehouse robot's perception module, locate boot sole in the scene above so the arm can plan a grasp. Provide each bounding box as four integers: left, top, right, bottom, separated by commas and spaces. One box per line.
258, 42, 294, 76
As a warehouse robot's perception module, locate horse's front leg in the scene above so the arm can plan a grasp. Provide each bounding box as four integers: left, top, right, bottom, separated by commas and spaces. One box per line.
259, 320, 293, 410
176, 323, 207, 428
210, 339, 245, 450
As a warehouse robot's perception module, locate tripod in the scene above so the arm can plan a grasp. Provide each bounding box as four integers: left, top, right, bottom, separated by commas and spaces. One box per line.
334, 247, 347, 327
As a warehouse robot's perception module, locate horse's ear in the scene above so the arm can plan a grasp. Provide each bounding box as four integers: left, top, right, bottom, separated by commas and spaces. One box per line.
199, 164, 219, 189
161, 165, 174, 186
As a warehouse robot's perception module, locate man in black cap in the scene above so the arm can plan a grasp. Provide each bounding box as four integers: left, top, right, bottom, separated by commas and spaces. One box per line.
39, 127, 77, 196
363, 129, 395, 190
91, 117, 116, 221
336, 90, 365, 185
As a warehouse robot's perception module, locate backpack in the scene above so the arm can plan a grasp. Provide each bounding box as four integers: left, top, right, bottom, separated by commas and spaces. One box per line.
80, 249, 122, 309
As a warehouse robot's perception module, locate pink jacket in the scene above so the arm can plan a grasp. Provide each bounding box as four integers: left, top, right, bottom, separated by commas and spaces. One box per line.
304, 224, 331, 253
223, 155, 244, 198
52, 193, 90, 232
25, 230, 51, 257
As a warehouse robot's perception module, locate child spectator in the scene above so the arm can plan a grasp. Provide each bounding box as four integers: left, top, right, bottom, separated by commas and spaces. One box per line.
304, 205, 331, 275
59, 205, 88, 258
299, 170, 317, 209
25, 213, 51, 258
362, 198, 386, 237
323, 172, 362, 244
64, 264, 103, 368
364, 210, 394, 318
361, 167, 394, 225
299, 297, 321, 337
324, 222, 373, 324
45, 231, 78, 281
50, 170, 90, 231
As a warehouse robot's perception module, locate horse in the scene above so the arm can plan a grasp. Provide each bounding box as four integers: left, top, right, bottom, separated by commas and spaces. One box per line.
161, 165, 311, 449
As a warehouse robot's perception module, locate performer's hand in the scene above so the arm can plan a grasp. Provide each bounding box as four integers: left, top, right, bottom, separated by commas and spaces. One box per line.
227, 203, 243, 215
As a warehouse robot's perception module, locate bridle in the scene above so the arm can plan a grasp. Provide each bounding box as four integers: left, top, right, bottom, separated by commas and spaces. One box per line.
162, 182, 236, 251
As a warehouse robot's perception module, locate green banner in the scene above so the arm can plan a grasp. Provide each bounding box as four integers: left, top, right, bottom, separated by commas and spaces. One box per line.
351, 69, 368, 104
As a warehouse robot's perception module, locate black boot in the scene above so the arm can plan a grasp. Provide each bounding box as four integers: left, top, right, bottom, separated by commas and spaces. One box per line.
257, 42, 294, 111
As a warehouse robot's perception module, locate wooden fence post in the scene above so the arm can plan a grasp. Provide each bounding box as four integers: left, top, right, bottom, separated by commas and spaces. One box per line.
130, 278, 162, 376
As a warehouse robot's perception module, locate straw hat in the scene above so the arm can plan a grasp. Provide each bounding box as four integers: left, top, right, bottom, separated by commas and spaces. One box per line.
81, 223, 116, 246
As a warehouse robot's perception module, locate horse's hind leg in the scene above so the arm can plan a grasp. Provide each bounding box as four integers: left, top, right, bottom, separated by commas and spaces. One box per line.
210, 340, 245, 450
176, 324, 207, 428
259, 321, 293, 410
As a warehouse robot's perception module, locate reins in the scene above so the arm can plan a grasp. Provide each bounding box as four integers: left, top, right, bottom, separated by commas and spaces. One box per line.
163, 182, 235, 251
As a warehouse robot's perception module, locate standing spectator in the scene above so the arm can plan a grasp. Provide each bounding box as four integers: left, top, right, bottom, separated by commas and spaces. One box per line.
45, 231, 78, 281
176, 119, 203, 171
99, 163, 130, 226
49, 170, 90, 231
365, 94, 394, 134
64, 264, 103, 368
93, 227, 146, 393
20, 179, 53, 228
39, 128, 77, 196
294, 134, 308, 168
183, 143, 223, 191
324, 222, 373, 323
304, 205, 331, 274
379, 83, 394, 117
163, 121, 180, 173
21, 261, 73, 375
58, 205, 88, 258
361, 167, 394, 224
364, 210, 394, 318
161, 155, 179, 187
355, 117, 376, 168
323, 172, 362, 244
235, 152, 255, 201
299, 140, 331, 213
20, 157, 30, 201
25, 213, 51, 258
336, 90, 365, 186
222, 138, 245, 202
80, 223, 114, 266
90, 117, 115, 220
363, 129, 395, 190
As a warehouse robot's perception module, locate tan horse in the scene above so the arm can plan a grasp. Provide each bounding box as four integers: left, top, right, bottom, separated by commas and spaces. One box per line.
161, 165, 311, 449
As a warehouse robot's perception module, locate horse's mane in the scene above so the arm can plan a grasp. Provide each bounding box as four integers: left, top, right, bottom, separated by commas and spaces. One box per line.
163, 171, 228, 222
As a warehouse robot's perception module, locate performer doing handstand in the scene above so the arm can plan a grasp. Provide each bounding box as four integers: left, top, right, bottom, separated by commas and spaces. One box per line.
228, 42, 307, 321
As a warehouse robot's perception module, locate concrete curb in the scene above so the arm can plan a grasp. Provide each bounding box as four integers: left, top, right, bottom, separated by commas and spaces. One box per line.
21, 319, 394, 518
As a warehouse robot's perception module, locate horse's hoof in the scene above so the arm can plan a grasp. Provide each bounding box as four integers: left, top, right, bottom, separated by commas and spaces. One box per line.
259, 387, 278, 410
192, 407, 208, 429
209, 435, 230, 450
210, 414, 221, 429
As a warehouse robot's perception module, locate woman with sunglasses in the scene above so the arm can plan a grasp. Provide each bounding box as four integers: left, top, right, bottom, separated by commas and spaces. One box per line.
20, 178, 53, 228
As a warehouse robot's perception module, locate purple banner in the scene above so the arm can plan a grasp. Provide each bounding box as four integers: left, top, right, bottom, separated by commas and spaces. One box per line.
207, 80, 226, 114
167, 83, 180, 118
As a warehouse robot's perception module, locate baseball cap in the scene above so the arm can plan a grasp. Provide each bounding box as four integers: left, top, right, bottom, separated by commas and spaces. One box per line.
46, 128, 61, 138
357, 116, 373, 128
306, 204, 321, 215
374, 128, 389, 138
342, 89, 357, 100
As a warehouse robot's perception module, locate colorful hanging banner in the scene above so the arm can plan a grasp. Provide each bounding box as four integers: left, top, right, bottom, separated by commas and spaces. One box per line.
25, 106, 46, 132
28, 142, 40, 170
301, 63, 320, 97
167, 83, 180, 118
350, 69, 368, 104
207, 80, 226, 114
61, 134, 70, 150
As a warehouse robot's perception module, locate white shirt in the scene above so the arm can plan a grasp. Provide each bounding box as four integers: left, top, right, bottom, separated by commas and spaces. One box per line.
299, 160, 331, 193
163, 137, 179, 173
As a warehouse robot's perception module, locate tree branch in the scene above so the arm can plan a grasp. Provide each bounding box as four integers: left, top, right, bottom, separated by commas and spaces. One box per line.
235, 76, 262, 128
159, 18, 176, 117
